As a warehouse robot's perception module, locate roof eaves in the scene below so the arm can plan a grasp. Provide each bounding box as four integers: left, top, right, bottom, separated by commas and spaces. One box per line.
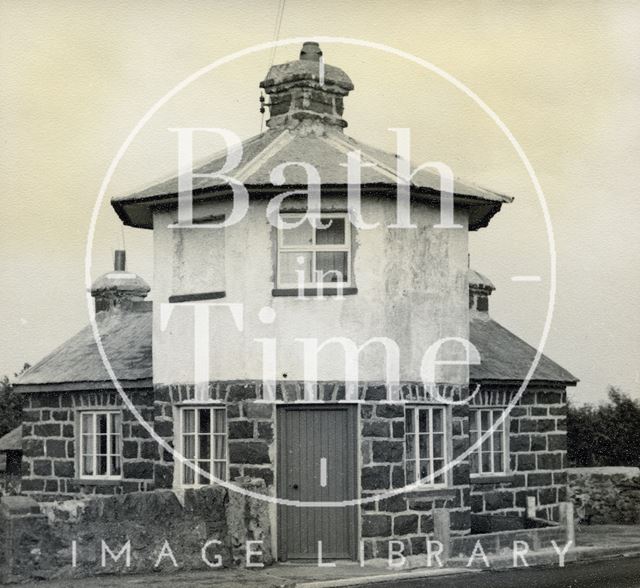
13, 378, 154, 394
469, 377, 578, 387
112, 183, 508, 230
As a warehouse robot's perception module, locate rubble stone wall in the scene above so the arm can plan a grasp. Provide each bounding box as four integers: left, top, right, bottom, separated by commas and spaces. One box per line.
0, 480, 272, 583
569, 466, 640, 524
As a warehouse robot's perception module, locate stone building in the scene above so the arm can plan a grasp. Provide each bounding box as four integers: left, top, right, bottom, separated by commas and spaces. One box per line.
14, 42, 576, 561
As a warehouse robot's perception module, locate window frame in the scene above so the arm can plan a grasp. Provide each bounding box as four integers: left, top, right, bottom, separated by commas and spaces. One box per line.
276, 212, 353, 289
177, 405, 228, 488
405, 405, 450, 490
469, 408, 509, 477
78, 410, 122, 481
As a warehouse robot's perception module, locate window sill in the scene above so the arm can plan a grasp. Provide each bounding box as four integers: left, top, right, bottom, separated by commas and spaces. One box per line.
272, 287, 358, 297
75, 478, 122, 486
168, 291, 226, 303
470, 473, 516, 485
405, 488, 458, 500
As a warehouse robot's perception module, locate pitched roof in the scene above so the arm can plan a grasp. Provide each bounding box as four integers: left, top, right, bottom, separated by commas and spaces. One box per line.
469, 317, 578, 384
14, 309, 152, 392
112, 128, 512, 231
0, 426, 22, 452
14, 305, 576, 392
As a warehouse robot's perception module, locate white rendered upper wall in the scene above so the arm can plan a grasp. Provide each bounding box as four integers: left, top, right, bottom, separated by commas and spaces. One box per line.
152, 195, 470, 386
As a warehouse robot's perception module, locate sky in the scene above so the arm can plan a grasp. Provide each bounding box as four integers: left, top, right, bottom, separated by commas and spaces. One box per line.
1, 0, 638, 404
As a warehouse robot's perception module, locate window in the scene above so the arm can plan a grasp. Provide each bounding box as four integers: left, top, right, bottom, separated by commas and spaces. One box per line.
405, 406, 449, 488
79, 411, 121, 479
469, 409, 508, 475
276, 213, 351, 288
180, 407, 227, 486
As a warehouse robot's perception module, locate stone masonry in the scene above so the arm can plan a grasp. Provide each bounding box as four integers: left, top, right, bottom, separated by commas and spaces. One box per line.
569, 466, 640, 524
20, 378, 572, 562
0, 480, 271, 583
470, 384, 568, 525
153, 380, 476, 560
359, 398, 470, 559
20, 388, 155, 501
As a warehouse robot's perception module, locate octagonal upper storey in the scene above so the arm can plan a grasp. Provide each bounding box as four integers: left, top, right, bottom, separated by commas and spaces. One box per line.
109, 42, 514, 386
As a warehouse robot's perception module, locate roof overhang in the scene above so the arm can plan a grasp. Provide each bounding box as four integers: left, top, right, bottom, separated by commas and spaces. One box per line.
470, 378, 578, 388
13, 378, 153, 394
112, 184, 508, 232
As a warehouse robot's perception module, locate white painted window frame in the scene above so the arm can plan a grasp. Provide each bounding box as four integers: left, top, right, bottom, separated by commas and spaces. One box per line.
469, 408, 509, 476
405, 405, 450, 489
78, 410, 122, 480
177, 405, 228, 489
276, 212, 352, 288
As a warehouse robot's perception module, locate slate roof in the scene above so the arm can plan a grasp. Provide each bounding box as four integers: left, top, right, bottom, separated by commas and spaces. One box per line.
0, 426, 21, 452
14, 310, 152, 392
14, 306, 576, 391
111, 128, 513, 231
470, 318, 578, 384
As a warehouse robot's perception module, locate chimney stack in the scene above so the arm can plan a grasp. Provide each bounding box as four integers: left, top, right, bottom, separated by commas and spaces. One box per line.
259, 42, 354, 132
90, 250, 150, 313
468, 269, 495, 318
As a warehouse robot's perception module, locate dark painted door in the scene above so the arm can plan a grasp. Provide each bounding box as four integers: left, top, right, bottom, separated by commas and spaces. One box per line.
277, 404, 358, 560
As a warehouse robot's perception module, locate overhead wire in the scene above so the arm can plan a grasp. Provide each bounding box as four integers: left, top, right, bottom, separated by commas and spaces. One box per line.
261, 0, 286, 132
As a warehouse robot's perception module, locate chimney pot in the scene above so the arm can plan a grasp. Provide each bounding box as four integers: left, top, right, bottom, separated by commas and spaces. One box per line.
300, 42, 322, 62
114, 250, 126, 272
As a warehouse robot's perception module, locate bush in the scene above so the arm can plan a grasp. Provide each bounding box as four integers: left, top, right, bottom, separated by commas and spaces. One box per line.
0, 373, 25, 439
568, 387, 640, 467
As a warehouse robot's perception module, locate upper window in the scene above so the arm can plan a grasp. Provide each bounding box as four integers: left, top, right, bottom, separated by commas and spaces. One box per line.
470, 408, 508, 476
179, 406, 227, 487
79, 411, 121, 479
276, 213, 351, 288
405, 406, 449, 488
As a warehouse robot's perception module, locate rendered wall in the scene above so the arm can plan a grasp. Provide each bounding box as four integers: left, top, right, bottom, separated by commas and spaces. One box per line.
152, 196, 470, 387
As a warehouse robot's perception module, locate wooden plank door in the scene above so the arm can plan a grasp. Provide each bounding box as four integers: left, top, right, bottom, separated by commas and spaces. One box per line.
277, 405, 358, 560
